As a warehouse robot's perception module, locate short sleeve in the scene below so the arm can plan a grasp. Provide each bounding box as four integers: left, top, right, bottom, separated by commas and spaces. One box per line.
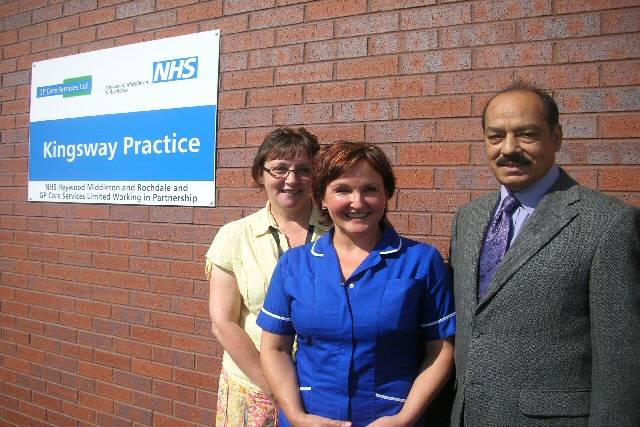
256, 253, 295, 336
420, 248, 456, 340
204, 223, 235, 279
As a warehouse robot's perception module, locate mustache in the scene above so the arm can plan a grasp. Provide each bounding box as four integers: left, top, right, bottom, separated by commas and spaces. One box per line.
495, 153, 532, 166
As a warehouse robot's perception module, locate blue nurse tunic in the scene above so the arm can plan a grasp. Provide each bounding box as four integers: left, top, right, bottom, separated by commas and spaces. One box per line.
256, 225, 456, 426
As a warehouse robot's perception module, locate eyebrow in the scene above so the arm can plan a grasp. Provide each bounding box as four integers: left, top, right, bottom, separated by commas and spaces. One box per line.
485, 124, 543, 133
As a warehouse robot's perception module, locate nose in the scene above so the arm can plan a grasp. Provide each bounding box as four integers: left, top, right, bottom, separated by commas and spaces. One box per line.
500, 132, 520, 155
284, 169, 300, 185
350, 191, 365, 207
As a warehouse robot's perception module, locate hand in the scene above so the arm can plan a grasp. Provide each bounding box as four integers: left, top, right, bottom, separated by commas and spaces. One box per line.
292, 413, 352, 427
367, 415, 409, 427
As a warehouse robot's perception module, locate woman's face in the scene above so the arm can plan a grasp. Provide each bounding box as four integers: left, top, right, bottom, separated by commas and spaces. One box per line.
322, 160, 388, 240
262, 152, 313, 213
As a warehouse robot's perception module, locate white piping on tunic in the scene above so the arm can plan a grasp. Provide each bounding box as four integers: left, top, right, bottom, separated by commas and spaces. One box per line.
379, 237, 402, 254
421, 312, 456, 328
375, 393, 407, 402
299, 386, 311, 391
310, 240, 324, 257
260, 307, 291, 322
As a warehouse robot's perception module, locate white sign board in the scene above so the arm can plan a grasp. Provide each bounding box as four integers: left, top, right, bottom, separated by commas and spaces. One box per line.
28, 30, 220, 206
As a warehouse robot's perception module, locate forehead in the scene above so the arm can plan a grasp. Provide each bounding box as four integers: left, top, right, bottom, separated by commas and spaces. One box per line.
484, 90, 547, 128
263, 149, 310, 163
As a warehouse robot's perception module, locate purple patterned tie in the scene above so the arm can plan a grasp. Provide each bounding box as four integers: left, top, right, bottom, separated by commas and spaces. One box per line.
478, 193, 521, 299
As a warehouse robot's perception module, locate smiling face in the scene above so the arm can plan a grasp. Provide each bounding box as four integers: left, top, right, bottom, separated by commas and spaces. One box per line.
484, 90, 562, 191
322, 160, 388, 240
261, 153, 312, 214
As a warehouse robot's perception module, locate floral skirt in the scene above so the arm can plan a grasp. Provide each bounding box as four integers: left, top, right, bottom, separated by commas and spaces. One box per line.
216, 368, 278, 427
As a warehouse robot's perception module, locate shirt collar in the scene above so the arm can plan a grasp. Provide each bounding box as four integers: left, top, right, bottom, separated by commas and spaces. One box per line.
252, 201, 329, 237
500, 164, 560, 213
310, 222, 402, 257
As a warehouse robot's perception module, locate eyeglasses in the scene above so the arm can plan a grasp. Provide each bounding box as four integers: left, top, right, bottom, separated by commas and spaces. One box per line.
263, 166, 312, 179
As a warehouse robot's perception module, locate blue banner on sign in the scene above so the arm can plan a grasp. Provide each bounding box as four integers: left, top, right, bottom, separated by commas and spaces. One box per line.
29, 105, 216, 181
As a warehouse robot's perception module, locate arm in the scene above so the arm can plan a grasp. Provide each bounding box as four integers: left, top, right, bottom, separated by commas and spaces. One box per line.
260, 331, 351, 427
368, 337, 455, 427
208, 264, 270, 394
589, 206, 640, 425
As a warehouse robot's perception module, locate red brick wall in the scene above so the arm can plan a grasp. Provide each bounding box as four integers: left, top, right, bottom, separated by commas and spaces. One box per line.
1, 0, 639, 425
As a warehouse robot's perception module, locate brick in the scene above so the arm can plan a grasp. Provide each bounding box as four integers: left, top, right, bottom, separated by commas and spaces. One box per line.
248, 44, 303, 68
2, 41, 30, 58
435, 167, 498, 189
60, 342, 94, 361
18, 22, 48, 40
395, 167, 434, 189
222, 28, 274, 53
599, 113, 640, 138
272, 104, 332, 125
114, 401, 153, 424
333, 100, 398, 122
336, 56, 398, 79
450, 22, 517, 49
400, 49, 471, 74
517, 14, 600, 41
115, 0, 154, 18
152, 346, 195, 369
473, 0, 550, 21
560, 115, 597, 138
601, 60, 640, 86
401, 3, 471, 29
219, 108, 273, 129
201, 14, 248, 34
62, 26, 96, 46
173, 367, 216, 389
134, 10, 176, 31
97, 18, 134, 39
48, 382, 78, 402
303, 124, 365, 144
131, 325, 172, 346
154, 413, 195, 427
32, 4, 63, 23
95, 380, 133, 402
556, 88, 640, 113
63, 0, 97, 16
132, 390, 173, 414
554, 0, 638, 13
224, 0, 273, 15
249, 4, 303, 29
558, 140, 640, 165
514, 64, 599, 89
334, 11, 398, 37
79, 7, 115, 26
111, 305, 150, 325
436, 118, 484, 141
276, 21, 332, 45
177, 0, 223, 23
248, 85, 302, 107
174, 401, 215, 425
153, 380, 196, 403
0, 30, 18, 47
306, 81, 365, 103
557, 35, 640, 63
3, 12, 32, 30
131, 358, 172, 381
306, 0, 365, 21
599, 167, 640, 191
399, 143, 469, 165
400, 95, 471, 119
602, 8, 640, 34
367, 75, 435, 99
369, 29, 437, 55
305, 37, 367, 61
370, 0, 436, 11
79, 391, 113, 413
475, 43, 552, 69
222, 68, 273, 90
398, 190, 470, 212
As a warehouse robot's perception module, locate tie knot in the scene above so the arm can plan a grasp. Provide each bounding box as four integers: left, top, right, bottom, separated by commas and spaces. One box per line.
502, 194, 520, 214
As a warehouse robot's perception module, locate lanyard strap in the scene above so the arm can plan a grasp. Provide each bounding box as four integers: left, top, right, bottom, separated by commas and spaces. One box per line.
269, 225, 315, 259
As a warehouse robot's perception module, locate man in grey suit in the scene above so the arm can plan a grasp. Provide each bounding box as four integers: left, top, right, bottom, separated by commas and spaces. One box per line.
450, 84, 639, 426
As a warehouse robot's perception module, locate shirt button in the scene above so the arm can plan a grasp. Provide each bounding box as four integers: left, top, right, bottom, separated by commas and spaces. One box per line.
340, 282, 344, 286
349, 283, 355, 289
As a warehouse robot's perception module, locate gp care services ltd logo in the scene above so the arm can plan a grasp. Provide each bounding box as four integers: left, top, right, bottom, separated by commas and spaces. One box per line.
36, 75, 92, 98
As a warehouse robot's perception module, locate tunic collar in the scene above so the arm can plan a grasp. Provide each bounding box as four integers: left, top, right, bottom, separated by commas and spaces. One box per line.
310, 223, 402, 258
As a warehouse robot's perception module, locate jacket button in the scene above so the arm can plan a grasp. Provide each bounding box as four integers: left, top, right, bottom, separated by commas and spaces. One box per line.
473, 329, 480, 338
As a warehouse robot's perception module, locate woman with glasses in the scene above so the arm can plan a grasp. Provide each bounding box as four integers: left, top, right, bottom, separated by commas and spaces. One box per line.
206, 127, 327, 426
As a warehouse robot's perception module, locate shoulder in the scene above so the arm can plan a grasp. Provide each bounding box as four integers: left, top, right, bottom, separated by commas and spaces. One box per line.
576, 185, 637, 217
214, 208, 265, 239
395, 237, 447, 273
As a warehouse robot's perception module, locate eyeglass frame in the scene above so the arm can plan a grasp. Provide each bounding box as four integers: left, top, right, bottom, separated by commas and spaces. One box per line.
262, 166, 312, 180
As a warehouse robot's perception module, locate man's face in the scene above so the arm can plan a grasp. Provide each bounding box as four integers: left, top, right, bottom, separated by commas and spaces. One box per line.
483, 90, 562, 192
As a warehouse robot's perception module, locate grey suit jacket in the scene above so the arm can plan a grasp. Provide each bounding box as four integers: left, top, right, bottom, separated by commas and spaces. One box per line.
450, 170, 640, 426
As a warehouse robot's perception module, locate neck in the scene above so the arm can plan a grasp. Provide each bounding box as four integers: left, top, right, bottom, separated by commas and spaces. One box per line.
333, 225, 382, 254
269, 200, 312, 229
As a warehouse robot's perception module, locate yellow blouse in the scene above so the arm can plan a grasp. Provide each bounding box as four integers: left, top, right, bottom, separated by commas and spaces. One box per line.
205, 202, 327, 390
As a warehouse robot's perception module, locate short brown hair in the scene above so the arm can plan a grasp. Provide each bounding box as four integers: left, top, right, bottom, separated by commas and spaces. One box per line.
312, 141, 396, 223
251, 127, 320, 186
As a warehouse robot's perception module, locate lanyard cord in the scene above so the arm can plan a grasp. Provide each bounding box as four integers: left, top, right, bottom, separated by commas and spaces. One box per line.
269, 225, 315, 259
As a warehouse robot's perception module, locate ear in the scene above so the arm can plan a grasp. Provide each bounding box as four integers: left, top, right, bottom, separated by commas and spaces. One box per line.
552, 124, 563, 152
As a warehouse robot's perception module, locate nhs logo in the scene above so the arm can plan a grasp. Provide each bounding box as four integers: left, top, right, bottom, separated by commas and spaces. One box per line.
152, 56, 198, 83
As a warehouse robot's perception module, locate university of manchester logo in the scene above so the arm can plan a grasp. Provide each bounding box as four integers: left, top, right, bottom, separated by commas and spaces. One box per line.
152, 57, 198, 83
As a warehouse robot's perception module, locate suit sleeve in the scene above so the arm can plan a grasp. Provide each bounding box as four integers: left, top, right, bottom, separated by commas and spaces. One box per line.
589, 206, 640, 425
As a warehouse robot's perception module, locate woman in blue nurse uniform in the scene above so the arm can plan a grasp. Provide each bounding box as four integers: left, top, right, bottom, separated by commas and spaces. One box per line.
257, 141, 455, 427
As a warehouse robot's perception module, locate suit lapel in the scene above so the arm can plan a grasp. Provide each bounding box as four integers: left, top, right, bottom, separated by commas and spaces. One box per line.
477, 172, 581, 312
